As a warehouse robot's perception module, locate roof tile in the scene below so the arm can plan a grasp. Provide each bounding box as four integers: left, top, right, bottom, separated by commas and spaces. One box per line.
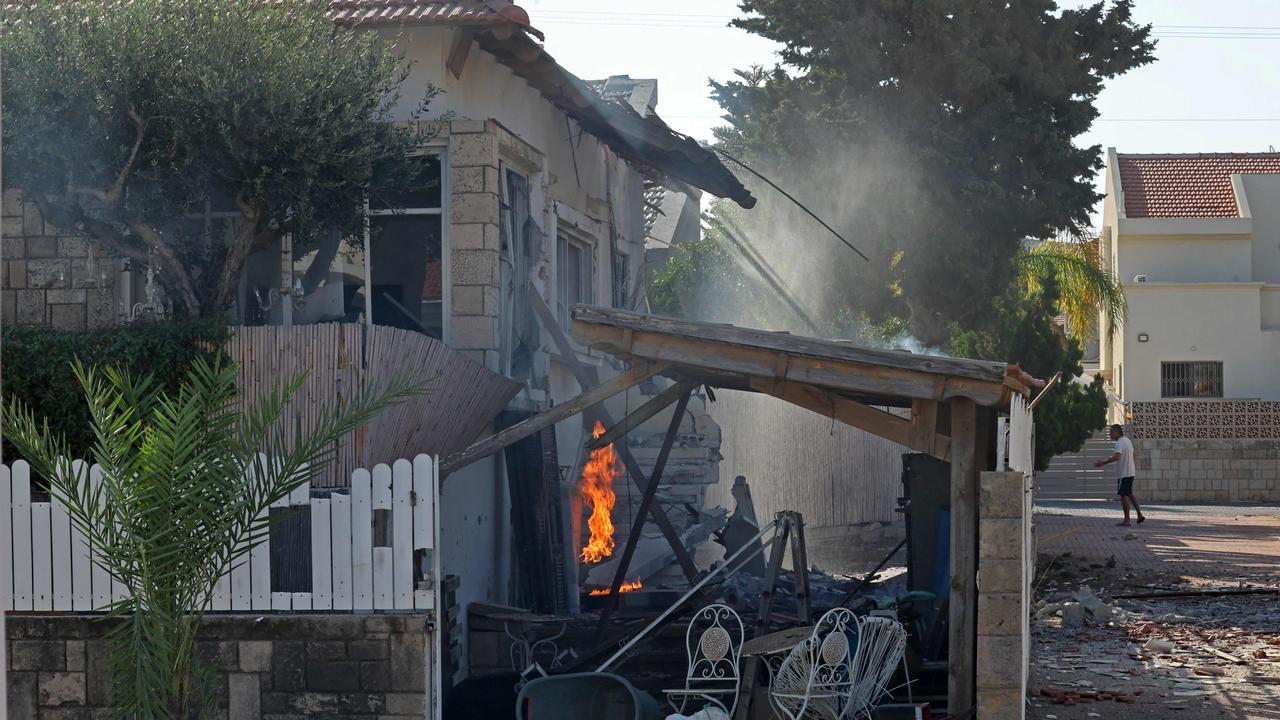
1118, 153, 1280, 218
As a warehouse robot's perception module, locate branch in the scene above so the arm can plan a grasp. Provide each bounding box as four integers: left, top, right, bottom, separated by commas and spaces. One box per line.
129, 222, 204, 315
65, 109, 148, 209
28, 195, 150, 266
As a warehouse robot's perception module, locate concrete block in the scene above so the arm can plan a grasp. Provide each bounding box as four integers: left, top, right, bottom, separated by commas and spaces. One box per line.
976, 635, 1023, 689
24, 201, 46, 236
85, 641, 110, 706
50, 302, 85, 330
65, 641, 86, 673
449, 118, 487, 135
228, 673, 260, 720
8, 259, 28, 288
449, 131, 498, 167
979, 471, 1025, 519
385, 693, 425, 715
87, 290, 116, 328
389, 632, 426, 692
58, 236, 90, 257
347, 640, 389, 661
978, 558, 1023, 594
305, 641, 348, 663
29, 258, 70, 288
1, 290, 14, 325
272, 641, 306, 693
12, 641, 66, 671
978, 593, 1023, 635
17, 290, 45, 324
38, 672, 86, 706
47, 289, 87, 305
306, 661, 360, 692
450, 315, 498, 350
451, 165, 486, 194
451, 249, 498, 286
359, 660, 392, 691
72, 257, 110, 289
450, 192, 500, 224
451, 285, 486, 315
3, 215, 26, 239
27, 236, 59, 258
8, 672, 38, 719
978, 518, 1023, 561
239, 641, 273, 672
977, 688, 1025, 720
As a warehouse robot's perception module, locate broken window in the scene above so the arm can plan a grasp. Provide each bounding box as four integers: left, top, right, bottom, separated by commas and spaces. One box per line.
1161, 361, 1223, 398
366, 155, 444, 338
500, 167, 538, 379
558, 233, 594, 327
611, 250, 630, 309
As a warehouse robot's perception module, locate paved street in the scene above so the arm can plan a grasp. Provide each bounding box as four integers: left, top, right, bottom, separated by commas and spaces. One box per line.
1035, 500, 1280, 583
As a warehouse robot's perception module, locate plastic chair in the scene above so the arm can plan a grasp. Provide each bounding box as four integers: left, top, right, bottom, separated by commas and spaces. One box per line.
663, 603, 745, 716
845, 615, 908, 719
769, 608, 858, 720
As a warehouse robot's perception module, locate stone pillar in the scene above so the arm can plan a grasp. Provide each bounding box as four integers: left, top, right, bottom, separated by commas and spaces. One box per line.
976, 470, 1029, 719
447, 120, 502, 372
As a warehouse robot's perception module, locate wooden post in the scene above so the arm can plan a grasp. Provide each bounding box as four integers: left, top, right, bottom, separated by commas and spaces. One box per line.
789, 511, 812, 624
594, 387, 695, 639
529, 290, 700, 582
948, 396, 979, 716
733, 514, 792, 720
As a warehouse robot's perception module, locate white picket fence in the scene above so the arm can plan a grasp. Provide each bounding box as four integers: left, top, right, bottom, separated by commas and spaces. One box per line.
2, 456, 439, 614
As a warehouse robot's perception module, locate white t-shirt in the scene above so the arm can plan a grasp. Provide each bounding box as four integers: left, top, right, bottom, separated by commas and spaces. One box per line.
1114, 436, 1136, 478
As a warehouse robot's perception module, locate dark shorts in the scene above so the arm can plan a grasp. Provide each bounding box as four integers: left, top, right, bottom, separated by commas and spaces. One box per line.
1117, 476, 1135, 497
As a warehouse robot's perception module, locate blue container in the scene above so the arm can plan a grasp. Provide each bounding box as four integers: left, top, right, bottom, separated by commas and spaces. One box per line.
515, 672, 664, 720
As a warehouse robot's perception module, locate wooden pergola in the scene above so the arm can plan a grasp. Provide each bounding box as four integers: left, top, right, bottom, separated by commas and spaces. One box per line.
442, 302, 1033, 716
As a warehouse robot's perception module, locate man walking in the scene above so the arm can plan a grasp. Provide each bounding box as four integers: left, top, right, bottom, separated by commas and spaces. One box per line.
1095, 424, 1146, 526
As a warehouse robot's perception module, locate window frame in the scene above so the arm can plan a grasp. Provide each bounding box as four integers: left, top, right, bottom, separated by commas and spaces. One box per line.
1160, 360, 1224, 399
557, 230, 596, 327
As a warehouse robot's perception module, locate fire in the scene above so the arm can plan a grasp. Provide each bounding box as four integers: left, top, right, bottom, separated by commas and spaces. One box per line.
588, 579, 644, 596
580, 420, 620, 564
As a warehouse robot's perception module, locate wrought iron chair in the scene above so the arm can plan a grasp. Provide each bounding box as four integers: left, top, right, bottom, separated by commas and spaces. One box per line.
663, 603, 745, 716
845, 615, 908, 720
770, 607, 858, 720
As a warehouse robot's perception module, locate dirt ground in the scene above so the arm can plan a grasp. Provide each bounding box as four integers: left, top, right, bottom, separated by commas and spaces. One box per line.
1027, 510, 1280, 720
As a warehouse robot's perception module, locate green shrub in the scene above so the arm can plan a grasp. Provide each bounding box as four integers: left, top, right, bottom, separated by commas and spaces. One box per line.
2, 317, 230, 461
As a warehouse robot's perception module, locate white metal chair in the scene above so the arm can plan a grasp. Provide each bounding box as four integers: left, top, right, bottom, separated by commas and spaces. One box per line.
770, 608, 858, 720
845, 615, 908, 720
664, 603, 745, 716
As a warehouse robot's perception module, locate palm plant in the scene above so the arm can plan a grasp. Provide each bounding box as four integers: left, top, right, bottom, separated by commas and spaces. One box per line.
1018, 233, 1127, 341
3, 357, 421, 719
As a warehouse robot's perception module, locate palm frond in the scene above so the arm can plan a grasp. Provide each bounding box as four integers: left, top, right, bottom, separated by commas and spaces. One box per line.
1019, 237, 1127, 340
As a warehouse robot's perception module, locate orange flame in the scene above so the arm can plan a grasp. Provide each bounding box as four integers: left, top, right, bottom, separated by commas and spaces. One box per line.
580, 420, 619, 564
588, 579, 644, 596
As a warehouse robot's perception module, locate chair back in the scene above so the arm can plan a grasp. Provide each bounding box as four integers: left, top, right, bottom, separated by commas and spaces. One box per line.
846, 616, 908, 719
683, 604, 744, 699
770, 607, 858, 719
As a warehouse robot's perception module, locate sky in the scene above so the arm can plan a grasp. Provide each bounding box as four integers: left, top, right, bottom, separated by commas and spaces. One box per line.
520, 0, 1280, 223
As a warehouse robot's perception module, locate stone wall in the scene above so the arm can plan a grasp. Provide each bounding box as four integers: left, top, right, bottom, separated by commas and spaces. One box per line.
1, 190, 117, 331
7, 614, 433, 719
977, 470, 1031, 720
1131, 438, 1280, 502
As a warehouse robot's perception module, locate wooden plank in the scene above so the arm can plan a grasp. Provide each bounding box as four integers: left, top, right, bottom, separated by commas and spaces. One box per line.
412, 455, 435, 609
789, 511, 811, 624
311, 497, 333, 611
331, 491, 354, 611
69, 461, 93, 612
50, 483, 73, 610
269, 483, 291, 612
948, 396, 978, 716
585, 380, 695, 450
89, 465, 111, 610
440, 360, 666, 475
570, 305, 1009, 382
392, 459, 414, 610
352, 468, 374, 611
12, 461, 33, 611
757, 379, 952, 461
32, 501, 53, 611
372, 463, 394, 610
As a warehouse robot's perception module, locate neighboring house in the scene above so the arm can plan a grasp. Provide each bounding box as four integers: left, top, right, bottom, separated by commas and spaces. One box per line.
0, 0, 754, 688
1097, 148, 1280, 503
1099, 148, 1280, 417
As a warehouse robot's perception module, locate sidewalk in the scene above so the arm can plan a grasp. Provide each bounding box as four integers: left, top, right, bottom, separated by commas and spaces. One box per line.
1035, 500, 1280, 583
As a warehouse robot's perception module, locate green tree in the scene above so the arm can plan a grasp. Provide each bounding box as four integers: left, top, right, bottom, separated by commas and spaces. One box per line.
950, 277, 1107, 470
4, 360, 421, 718
1019, 234, 1126, 341
705, 1, 1153, 344
2, 0, 435, 316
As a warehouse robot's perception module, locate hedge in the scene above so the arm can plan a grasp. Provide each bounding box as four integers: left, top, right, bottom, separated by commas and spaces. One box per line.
2, 317, 230, 461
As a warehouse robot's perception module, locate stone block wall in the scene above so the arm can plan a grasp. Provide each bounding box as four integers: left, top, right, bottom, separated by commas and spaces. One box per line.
7, 614, 433, 719
976, 470, 1030, 720
1131, 438, 1280, 502
1, 189, 118, 331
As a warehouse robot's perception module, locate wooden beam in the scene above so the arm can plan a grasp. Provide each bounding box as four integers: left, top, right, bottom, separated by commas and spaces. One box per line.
948, 397, 979, 716
573, 319, 1011, 407
755, 379, 952, 462
530, 289, 699, 582
586, 380, 696, 451
913, 399, 941, 458
446, 28, 475, 79
594, 387, 694, 639
440, 361, 664, 475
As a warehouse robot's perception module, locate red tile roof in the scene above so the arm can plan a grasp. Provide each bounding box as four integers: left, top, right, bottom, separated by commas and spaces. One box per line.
1117, 153, 1280, 218
328, 0, 542, 38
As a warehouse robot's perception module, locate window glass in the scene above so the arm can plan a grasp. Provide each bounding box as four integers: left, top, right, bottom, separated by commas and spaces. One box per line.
370, 155, 443, 211
291, 229, 368, 324
368, 215, 444, 338
557, 233, 593, 325
238, 237, 284, 326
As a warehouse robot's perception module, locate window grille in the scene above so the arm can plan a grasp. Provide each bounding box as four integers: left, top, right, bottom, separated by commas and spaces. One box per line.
1160, 361, 1223, 398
